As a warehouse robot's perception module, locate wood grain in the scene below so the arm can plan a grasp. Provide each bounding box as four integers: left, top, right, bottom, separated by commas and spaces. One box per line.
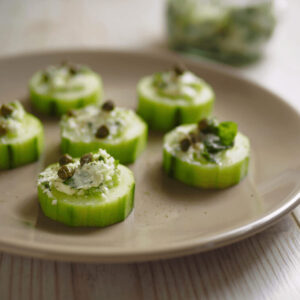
0, 215, 299, 300
0, 0, 299, 299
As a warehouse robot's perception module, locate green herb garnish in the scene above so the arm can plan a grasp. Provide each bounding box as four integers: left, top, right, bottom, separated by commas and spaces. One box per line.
218, 121, 238, 146
197, 118, 238, 162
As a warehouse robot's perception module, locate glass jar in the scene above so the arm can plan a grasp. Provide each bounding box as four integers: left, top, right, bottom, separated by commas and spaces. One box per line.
167, 0, 277, 65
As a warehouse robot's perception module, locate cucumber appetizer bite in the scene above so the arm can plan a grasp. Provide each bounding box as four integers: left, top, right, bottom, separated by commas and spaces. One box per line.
37, 149, 135, 227
60, 100, 147, 164
29, 62, 103, 116
163, 118, 250, 189
0, 101, 44, 169
137, 66, 215, 131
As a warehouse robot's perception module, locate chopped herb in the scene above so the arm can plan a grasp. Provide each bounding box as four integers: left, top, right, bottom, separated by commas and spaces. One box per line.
203, 134, 229, 154
96, 125, 109, 138
63, 176, 75, 187
43, 181, 50, 189
0, 104, 13, 117
57, 165, 74, 180
80, 153, 93, 166
193, 118, 238, 163
59, 154, 74, 166
102, 100, 115, 112
180, 138, 191, 152
201, 150, 217, 163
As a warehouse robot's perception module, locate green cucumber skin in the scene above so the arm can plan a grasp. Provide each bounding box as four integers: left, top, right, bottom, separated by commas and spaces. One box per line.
61, 123, 148, 164
38, 166, 135, 227
0, 116, 44, 170
163, 148, 249, 189
137, 94, 214, 132
30, 87, 102, 116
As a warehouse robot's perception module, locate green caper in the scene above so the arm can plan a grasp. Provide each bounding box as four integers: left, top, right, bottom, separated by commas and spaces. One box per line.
180, 138, 191, 152
59, 154, 74, 166
66, 109, 75, 117
41, 72, 50, 82
198, 119, 209, 131
80, 153, 94, 166
96, 125, 109, 139
0, 104, 13, 117
102, 100, 115, 112
173, 64, 185, 76
57, 165, 74, 180
69, 65, 78, 75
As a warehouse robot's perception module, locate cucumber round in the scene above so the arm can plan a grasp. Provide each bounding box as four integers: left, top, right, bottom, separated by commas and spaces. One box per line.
29, 63, 103, 116
163, 122, 250, 189
137, 69, 215, 131
0, 101, 44, 169
37, 149, 135, 227
60, 102, 147, 164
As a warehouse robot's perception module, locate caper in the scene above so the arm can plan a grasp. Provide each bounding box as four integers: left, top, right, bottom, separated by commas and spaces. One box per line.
198, 119, 208, 131
41, 72, 50, 82
66, 109, 75, 117
69, 65, 78, 75
0, 104, 13, 117
59, 154, 74, 166
80, 153, 94, 166
180, 138, 191, 152
57, 165, 74, 180
0, 123, 7, 136
102, 100, 115, 112
173, 64, 185, 76
96, 125, 109, 138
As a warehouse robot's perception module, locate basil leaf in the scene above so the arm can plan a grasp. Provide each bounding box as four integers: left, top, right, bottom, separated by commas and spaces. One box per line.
218, 121, 238, 146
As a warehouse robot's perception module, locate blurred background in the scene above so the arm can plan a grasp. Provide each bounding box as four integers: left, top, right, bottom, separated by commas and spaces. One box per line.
0, 0, 299, 105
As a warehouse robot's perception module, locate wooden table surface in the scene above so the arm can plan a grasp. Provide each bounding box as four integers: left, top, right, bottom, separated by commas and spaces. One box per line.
0, 0, 299, 299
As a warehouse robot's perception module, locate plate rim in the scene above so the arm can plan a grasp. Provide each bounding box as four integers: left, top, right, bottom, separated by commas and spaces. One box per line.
0, 48, 299, 263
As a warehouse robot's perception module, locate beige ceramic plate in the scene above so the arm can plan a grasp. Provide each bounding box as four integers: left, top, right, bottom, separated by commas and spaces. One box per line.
0, 50, 299, 263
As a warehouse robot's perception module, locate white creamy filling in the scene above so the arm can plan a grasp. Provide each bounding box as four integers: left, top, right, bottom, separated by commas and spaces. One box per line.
140, 75, 213, 105
0, 101, 26, 140
61, 106, 131, 143
33, 67, 100, 99
164, 124, 249, 167
157, 72, 202, 99
38, 149, 119, 196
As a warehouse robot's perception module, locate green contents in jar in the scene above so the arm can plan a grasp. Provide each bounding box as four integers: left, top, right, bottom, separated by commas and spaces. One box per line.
167, 0, 276, 65
152, 66, 203, 101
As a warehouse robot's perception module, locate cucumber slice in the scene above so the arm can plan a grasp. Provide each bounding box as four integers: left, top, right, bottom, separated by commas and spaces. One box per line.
37, 149, 135, 227
0, 101, 44, 169
163, 122, 250, 189
137, 68, 215, 131
60, 101, 147, 164
29, 63, 103, 116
